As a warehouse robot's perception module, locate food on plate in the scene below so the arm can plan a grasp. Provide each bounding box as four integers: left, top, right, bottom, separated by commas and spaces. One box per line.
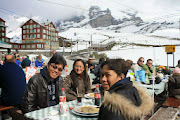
69, 107, 74, 110
89, 93, 94, 97
77, 106, 99, 114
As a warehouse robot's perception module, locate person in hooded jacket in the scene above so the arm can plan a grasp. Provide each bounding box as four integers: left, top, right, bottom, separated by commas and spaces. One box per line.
98, 58, 154, 120
21, 54, 67, 113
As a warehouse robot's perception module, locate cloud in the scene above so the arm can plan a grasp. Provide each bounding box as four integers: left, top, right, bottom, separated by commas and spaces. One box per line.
1, 0, 180, 22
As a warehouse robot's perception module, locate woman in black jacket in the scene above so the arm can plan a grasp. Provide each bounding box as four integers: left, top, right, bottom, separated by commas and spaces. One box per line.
98, 59, 154, 120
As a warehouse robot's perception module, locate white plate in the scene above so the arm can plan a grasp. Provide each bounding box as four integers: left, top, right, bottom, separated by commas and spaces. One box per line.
72, 105, 99, 116
84, 93, 94, 99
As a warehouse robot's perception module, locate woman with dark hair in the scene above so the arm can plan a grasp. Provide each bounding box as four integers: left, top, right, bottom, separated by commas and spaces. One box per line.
98, 58, 154, 120
63, 59, 92, 101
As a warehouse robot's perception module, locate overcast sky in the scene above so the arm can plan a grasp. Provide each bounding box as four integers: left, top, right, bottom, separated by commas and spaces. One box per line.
1, 0, 180, 22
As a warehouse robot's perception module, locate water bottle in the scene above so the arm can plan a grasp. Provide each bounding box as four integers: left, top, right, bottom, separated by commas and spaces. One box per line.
59, 88, 68, 115
94, 85, 101, 106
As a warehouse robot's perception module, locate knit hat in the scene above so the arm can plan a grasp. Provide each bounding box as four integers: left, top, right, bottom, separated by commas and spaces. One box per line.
173, 67, 180, 74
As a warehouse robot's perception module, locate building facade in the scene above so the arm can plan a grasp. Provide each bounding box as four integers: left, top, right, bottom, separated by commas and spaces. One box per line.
0, 18, 7, 42
21, 19, 59, 50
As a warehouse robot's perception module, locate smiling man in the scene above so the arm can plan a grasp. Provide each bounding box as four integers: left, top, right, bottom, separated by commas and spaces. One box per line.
21, 53, 67, 113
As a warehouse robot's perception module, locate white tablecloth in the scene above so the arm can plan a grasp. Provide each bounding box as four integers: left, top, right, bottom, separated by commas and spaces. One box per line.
136, 79, 168, 95
24, 98, 98, 120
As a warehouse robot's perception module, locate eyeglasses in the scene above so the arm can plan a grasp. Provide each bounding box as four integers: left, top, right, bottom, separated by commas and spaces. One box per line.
50, 64, 63, 72
74, 66, 84, 69
139, 60, 144, 62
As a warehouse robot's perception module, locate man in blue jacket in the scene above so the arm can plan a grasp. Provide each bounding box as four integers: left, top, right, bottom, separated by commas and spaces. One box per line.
0, 55, 26, 106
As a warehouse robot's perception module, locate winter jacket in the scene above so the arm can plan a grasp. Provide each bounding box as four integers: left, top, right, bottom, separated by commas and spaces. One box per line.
21, 67, 63, 113
35, 59, 43, 67
63, 70, 92, 101
98, 77, 154, 120
0, 62, 26, 106
168, 74, 180, 99
142, 64, 153, 77
21, 58, 31, 68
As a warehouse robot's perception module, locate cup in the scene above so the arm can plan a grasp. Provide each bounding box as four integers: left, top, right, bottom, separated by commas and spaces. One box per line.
77, 94, 83, 105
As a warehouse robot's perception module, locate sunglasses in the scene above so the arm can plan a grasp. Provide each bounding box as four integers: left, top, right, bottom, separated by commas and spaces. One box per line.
139, 60, 144, 62
50, 64, 63, 72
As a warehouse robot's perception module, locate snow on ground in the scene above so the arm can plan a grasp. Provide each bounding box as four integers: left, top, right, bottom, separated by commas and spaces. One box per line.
58, 27, 180, 66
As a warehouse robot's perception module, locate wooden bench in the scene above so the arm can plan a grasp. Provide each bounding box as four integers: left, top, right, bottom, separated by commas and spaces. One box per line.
163, 97, 180, 108
0, 105, 14, 120
0, 105, 14, 111
148, 107, 178, 120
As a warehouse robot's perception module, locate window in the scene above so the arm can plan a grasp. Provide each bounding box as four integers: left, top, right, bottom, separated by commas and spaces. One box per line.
37, 24, 40, 28
30, 25, 33, 29
2, 27, 4, 31
37, 44, 41, 48
37, 29, 40, 33
34, 34, 36, 38
26, 25, 29, 28
43, 29, 46, 33
26, 45, 30, 48
21, 45, 25, 49
34, 24, 36, 28
14, 45, 18, 49
34, 29, 36, 33
23, 30, 26, 34
43, 35, 46, 39
27, 30, 29, 33
30, 35, 33, 38
30, 20, 33, 23
37, 34, 40, 38
2, 38, 5, 42
27, 35, 29, 38
32, 44, 36, 48
30, 30, 33, 33
23, 26, 26, 29
2, 33, 4, 36
23, 35, 26, 39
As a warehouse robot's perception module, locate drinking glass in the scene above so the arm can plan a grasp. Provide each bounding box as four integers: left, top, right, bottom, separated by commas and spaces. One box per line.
77, 94, 83, 106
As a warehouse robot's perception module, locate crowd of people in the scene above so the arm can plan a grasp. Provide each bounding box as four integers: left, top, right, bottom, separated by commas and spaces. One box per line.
0, 51, 179, 119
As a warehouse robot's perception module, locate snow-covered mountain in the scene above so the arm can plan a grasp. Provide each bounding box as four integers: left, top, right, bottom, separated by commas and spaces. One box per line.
4, 5, 180, 44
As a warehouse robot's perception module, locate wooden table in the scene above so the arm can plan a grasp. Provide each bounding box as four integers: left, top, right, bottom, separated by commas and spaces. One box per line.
149, 107, 178, 120
163, 97, 180, 108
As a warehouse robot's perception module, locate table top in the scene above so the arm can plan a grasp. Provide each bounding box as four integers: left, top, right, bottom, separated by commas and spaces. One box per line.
136, 79, 168, 95
24, 98, 98, 120
163, 97, 180, 108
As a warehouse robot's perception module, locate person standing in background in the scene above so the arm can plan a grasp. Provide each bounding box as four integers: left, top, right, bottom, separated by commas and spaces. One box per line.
21, 55, 31, 68
87, 55, 95, 73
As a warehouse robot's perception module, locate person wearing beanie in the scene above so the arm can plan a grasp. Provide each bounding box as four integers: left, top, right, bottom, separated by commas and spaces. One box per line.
168, 67, 180, 99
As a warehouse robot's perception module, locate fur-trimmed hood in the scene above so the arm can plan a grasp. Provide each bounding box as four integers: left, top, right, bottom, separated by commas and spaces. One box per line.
103, 83, 154, 120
